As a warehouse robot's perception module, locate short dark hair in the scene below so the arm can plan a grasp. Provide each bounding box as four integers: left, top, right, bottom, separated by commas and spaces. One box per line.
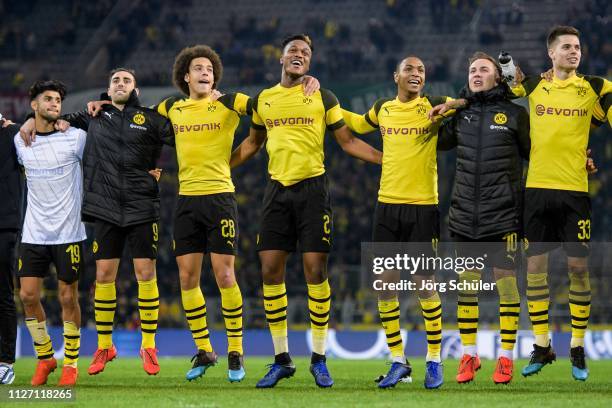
172, 45, 223, 96
395, 55, 424, 73
547, 25, 580, 48
28, 80, 67, 101
281, 34, 314, 53
468, 51, 502, 78
109, 67, 137, 87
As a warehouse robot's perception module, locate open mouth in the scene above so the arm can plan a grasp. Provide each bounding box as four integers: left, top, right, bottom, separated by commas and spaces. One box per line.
291, 60, 303, 67
198, 79, 211, 85
408, 79, 420, 86
568, 58, 578, 64
473, 79, 483, 86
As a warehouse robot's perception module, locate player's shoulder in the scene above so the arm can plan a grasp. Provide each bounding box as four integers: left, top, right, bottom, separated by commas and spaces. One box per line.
159, 95, 186, 113
217, 92, 247, 108
579, 74, 607, 95
318, 88, 340, 110
66, 126, 87, 139
371, 97, 395, 115
422, 95, 448, 107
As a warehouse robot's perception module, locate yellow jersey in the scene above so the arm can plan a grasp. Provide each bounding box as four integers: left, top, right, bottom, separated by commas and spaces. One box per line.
342, 95, 451, 204
250, 84, 345, 186
511, 74, 611, 192
156, 93, 250, 195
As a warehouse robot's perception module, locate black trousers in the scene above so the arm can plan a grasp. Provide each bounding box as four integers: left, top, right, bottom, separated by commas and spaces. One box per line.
0, 229, 18, 364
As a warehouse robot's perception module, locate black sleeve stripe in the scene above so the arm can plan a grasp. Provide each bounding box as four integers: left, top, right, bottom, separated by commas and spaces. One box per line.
251, 122, 266, 130
251, 92, 261, 114
522, 76, 542, 96
425, 95, 447, 107
364, 113, 378, 128
320, 88, 340, 111
164, 96, 181, 114
327, 118, 345, 131
218, 93, 237, 112
583, 75, 605, 96
599, 92, 611, 113
246, 97, 253, 116
373, 97, 394, 117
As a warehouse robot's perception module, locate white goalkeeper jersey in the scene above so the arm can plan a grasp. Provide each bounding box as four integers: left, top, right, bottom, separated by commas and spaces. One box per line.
14, 127, 87, 245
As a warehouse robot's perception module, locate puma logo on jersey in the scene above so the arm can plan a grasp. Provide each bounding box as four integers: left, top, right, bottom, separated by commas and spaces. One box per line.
463, 115, 473, 123
542, 86, 551, 94
103, 112, 113, 119
265, 102, 272, 108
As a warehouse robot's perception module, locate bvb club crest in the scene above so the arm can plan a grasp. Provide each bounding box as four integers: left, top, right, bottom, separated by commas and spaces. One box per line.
494, 113, 507, 124
416, 104, 427, 116
133, 113, 146, 125
577, 86, 587, 97
207, 103, 217, 112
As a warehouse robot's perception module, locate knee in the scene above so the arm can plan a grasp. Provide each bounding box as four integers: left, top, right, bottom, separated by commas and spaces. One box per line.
58, 288, 78, 308
216, 268, 235, 288
135, 265, 156, 282
304, 262, 327, 283
96, 267, 116, 283
178, 268, 197, 289
19, 288, 38, 306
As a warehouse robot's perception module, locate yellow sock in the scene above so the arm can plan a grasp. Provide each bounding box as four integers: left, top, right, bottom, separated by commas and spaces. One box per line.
527, 272, 549, 347
378, 297, 404, 360
220, 283, 243, 355
457, 271, 480, 353
569, 271, 591, 348
63, 321, 80, 367
181, 287, 212, 352
25, 318, 54, 360
94, 281, 116, 349
307, 279, 331, 356
420, 292, 442, 362
263, 283, 288, 355
497, 276, 520, 352
138, 279, 159, 349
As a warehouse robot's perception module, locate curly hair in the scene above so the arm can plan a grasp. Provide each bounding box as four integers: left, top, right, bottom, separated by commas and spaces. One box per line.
28, 80, 67, 101
172, 45, 223, 95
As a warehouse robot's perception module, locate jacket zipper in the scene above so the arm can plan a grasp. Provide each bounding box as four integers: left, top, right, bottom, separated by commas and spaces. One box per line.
472, 104, 484, 237
119, 109, 125, 226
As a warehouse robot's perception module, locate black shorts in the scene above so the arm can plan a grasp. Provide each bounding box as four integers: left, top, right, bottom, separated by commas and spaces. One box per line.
523, 188, 591, 257
257, 174, 332, 253
372, 203, 439, 276
453, 231, 520, 270
173, 193, 238, 256
18, 241, 84, 283
93, 219, 159, 260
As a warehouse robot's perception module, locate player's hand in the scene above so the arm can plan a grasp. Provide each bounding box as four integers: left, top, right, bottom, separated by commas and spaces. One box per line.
87, 100, 110, 116
303, 75, 320, 96
55, 119, 70, 132
148, 168, 162, 182
586, 149, 597, 174
19, 118, 37, 146
540, 68, 553, 83
210, 89, 224, 101
1, 118, 14, 128
513, 65, 525, 86
428, 103, 451, 121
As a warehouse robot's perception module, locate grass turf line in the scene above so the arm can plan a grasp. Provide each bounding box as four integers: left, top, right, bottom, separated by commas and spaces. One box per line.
6, 357, 612, 408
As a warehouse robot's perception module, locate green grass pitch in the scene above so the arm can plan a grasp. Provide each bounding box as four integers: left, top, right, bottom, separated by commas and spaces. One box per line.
6, 357, 612, 407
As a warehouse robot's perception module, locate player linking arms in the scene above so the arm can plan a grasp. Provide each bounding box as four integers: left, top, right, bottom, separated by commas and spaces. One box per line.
14, 81, 87, 386
22, 69, 173, 377
510, 26, 611, 381
342, 56, 455, 389
436, 53, 530, 384
231, 34, 382, 388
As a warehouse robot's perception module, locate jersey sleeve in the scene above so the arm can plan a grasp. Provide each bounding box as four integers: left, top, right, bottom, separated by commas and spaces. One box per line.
218, 92, 252, 117
511, 76, 542, 98
155, 97, 180, 118
341, 108, 377, 134
320, 89, 345, 131
13, 133, 24, 164
250, 92, 266, 130
61, 109, 91, 130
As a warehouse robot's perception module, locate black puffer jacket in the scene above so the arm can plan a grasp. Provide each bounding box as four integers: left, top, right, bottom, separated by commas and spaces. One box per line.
64, 91, 173, 227
438, 84, 530, 239
0, 123, 24, 230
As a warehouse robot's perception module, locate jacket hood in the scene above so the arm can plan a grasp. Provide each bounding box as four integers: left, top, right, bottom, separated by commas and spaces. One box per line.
460, 82, 512, 104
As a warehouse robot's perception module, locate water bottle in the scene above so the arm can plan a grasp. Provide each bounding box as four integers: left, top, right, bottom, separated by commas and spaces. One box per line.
498, 51, 516, 83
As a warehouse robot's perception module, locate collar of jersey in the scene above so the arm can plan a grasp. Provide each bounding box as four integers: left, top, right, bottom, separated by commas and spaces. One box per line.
394, 95, 422, 107
35, 130, 56, 136
552, 73, 579, 88
186, 96, 212, 103
275, 83, 303, 91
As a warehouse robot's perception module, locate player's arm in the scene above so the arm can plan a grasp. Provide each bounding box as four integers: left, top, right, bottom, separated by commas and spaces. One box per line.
341, 108, 378, 134
333, 125, 382, 164
428, 97, 465, 122
515, 106, 531, 159
61, 109, 92, 130
436, 116, 458, 151
230, 126, 267, 168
